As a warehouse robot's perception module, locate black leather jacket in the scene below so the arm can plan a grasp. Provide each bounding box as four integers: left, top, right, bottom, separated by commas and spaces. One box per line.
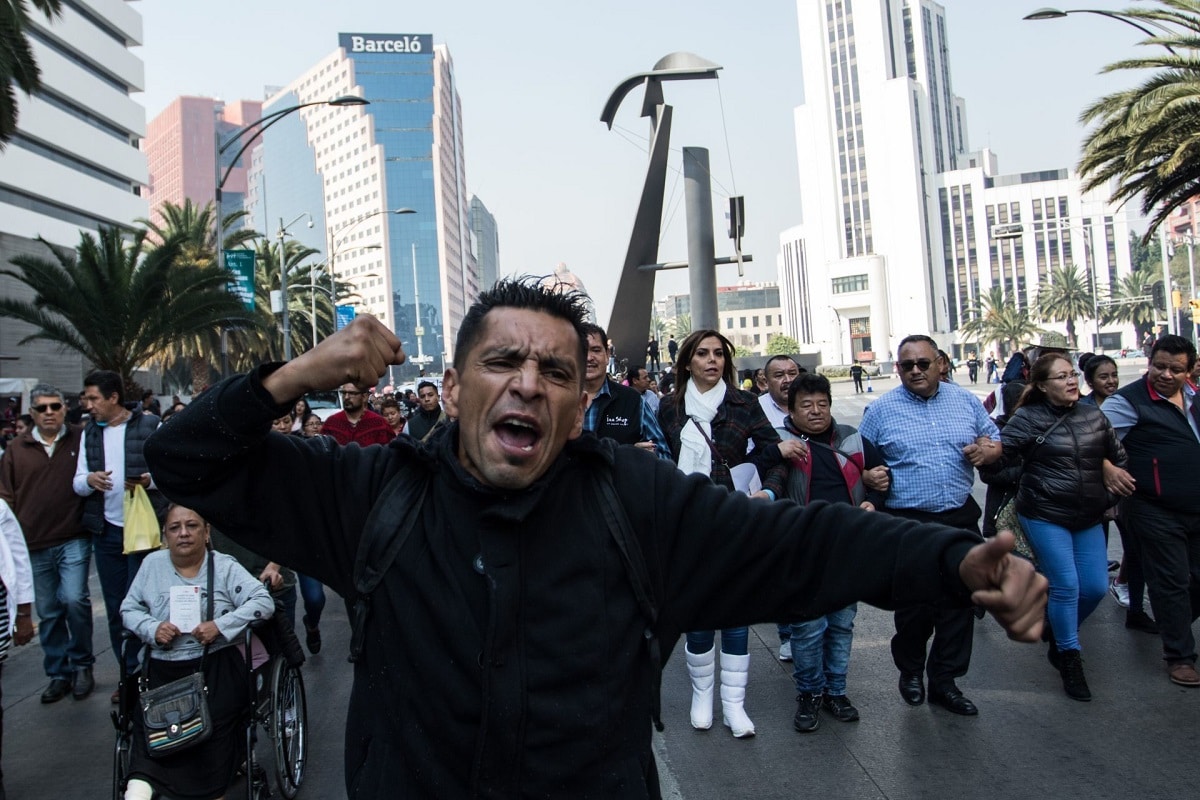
999, 401, 1126, 529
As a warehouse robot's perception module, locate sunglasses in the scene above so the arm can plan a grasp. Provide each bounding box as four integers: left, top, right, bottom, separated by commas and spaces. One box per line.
898, 359, 934, 372
32, 402, 64, 413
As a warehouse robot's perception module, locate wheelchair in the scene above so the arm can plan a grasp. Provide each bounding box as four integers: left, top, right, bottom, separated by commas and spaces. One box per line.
112, 616, 308, 800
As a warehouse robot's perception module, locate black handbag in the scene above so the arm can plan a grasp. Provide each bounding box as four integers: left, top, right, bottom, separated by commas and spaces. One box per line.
139, 554, 215, 758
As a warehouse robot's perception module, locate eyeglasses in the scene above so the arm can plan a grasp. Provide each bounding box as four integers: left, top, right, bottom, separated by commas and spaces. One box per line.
1048, 372, 1080, 382
32, 403, 63, 413
897, 359, 934, 372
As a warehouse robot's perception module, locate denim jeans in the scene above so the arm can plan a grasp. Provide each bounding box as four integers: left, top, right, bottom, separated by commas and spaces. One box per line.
30, 538, 95, 678
94, 523, 148, 672
1019, 515, 1108, 652
791, 604, 857, 695
298, 573, 326, 628
686, 627, 748, 656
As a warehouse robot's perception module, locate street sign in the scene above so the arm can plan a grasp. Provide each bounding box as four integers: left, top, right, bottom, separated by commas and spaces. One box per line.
224, 250, 255, 310
414, 325, 425, 336
990, 223, 1023, 240
335, 305, 356, 331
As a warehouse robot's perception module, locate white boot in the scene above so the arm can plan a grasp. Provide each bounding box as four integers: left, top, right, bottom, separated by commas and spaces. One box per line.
719, 651, 756, 738
685, 645, 716, 730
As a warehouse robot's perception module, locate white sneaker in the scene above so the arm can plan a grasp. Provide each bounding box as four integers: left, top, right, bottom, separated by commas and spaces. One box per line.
1110, 579, 1130, 608
779, 640, 793, 662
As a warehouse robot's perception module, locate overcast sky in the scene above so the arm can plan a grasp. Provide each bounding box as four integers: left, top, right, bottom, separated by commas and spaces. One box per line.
135, 1, 1149, 321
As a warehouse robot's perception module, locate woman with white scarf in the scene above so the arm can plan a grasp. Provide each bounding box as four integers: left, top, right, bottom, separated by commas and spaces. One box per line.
657, 330, 787, 738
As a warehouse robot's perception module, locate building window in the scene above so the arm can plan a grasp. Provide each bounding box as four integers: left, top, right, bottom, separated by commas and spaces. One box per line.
752, 315, 759, 326
831, 274, 870, 294
765, 314, 772, 326
739, 317, 747, 328
725, 317, 733, 329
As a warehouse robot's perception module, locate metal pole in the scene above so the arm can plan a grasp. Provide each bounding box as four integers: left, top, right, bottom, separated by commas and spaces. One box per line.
411, 242, 425, 367
279, 219, 291, 361
1162, 227, 1176, 335
311, 279, 318, 350
683, 147, 718, 331
1188, 236, 1197, 343
213, 106, 228, 379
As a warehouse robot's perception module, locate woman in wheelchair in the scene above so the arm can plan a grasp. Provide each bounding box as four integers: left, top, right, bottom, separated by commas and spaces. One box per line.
119, 505, 273, 800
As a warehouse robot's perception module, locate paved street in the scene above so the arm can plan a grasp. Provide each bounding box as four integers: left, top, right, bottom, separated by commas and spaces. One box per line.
6, 355, 1199, 799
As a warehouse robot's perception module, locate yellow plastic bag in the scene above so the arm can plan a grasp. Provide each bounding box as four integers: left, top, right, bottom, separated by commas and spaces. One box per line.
123, 485, 161, 554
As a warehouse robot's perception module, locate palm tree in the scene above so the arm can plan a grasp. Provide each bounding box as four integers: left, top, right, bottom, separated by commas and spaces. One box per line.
959, 286, 1043, 357
138, 199, 262, 390
0, 227, 257, 394
1109, 268, 1159, 344
0, 0, 62, 148
671, 313, 693, 339
226, 239, 324, 369
1037, 264, 1096, 348
1077, 1, 1200, 234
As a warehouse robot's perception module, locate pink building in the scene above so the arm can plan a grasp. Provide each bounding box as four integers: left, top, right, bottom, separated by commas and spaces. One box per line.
142, 96, 262, 223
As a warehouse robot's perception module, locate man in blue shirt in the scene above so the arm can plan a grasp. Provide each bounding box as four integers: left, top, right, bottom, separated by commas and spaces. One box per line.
859, 334, 1001, 716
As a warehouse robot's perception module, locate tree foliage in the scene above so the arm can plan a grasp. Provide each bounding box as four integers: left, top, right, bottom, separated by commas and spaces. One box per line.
1077, 0, 1200, 235
1037, 264, 1096, 348
0, 227, 257, 393
0, 0, 62, 148
765, 334, 800, 356
958, 286, 1044, 357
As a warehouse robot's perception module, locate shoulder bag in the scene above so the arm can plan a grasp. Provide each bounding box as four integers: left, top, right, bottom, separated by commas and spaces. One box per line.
139, 553, 215, 758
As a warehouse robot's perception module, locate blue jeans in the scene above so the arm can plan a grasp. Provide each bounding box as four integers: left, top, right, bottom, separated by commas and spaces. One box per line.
94, 523, 148, 671
791, 604, 857, 695
298, 573, 326, 628
686, 627, 747, 656
1020, 515, 1108, 652
30, 538, 95, 678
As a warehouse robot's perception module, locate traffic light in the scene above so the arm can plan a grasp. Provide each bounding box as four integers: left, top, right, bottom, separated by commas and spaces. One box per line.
1152, 281, 1167, 312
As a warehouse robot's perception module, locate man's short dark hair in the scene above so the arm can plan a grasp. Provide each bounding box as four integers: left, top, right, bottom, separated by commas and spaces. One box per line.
897, 334, 938, 352
764, 355, 799, 372
626, 366, 647, 383
581, 323, 608, 350
417, 381, 437, 395
788, 372, 832, 409
1151, 333, 1197, 370
454, 277, 590, 376
84, 370, 123, 404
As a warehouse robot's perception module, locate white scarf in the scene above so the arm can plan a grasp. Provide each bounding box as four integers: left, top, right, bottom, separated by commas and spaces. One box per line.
678, 379, 726, 477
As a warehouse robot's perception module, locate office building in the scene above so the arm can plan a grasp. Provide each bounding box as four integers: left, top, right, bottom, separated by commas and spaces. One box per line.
247, 32, 478, 376
664, 283, 785, 356
779, 0, 1133, 364
143, 96, 262, 223
469, 195, 500, 289
0, 0, 148, 390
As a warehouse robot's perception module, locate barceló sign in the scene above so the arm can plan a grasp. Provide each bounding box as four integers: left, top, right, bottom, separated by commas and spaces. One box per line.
338, 33, 432, 54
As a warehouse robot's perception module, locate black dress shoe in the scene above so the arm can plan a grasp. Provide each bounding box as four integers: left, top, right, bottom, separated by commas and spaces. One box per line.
41, 678, 71, 704
72, 666, 94, 700
898, 673, 925, 706
929, 685, 978, 716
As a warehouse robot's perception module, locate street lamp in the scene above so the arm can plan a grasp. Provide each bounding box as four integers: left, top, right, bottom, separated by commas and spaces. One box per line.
326, 208, 414, 301
309, 246, 382, 347
213, 94, 369, 374
276, 212, 313, 360
1024, 7, 1182, 335
1023, 8, 1179, 52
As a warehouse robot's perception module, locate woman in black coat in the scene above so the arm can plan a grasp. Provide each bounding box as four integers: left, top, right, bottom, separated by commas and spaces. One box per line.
1000, 353, 1131, 701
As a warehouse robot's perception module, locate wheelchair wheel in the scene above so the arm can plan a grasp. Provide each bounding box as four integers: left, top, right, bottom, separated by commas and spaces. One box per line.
112, 729, 131, 800
270, 656, 307, 798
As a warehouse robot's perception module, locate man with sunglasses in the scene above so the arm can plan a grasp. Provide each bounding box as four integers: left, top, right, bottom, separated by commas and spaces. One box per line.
859, 334, 1002, 717
0, 384, 95, 703
320, 382, 394, 447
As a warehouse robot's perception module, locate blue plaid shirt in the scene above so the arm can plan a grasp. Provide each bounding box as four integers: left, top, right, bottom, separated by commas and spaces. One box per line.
858, 381, 999, 513
583, 381, 672, 460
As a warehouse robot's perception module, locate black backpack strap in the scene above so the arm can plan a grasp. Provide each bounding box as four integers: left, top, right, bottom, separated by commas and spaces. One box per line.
348, 462, 429, 663
594, 470, 664, 732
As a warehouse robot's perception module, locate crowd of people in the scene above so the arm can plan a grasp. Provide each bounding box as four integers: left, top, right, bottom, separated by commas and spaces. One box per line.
0, 276, 1194, 797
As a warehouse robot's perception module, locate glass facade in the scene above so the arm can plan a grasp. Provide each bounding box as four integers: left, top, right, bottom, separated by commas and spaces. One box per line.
826, 0, 872, 257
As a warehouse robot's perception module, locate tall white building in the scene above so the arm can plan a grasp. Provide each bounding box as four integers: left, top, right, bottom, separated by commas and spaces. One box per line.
247, 33, 478, 376
780, 0, 1133, 364
0, 0, 148, 390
